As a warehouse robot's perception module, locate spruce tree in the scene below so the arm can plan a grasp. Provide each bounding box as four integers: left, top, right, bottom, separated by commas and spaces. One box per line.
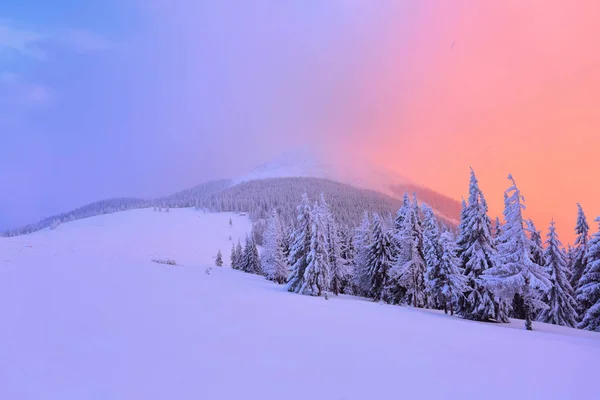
234, 240, 243, 270
300, 201, 330, 296
486, 175, 551, 330
457, 168, 505, 322
215, 250, 223, 267
576, 218, 600, 331
422, 204, 443, 309
365, 214, 395, 302
319, 195, 348, 296
286, 193, 313, 293
338, 228, 355, 294
433, 231, 467, 315
538, 220, 577, 327
571, 204, 590, 290
261, 210, 287, 282
391, 195, 426, 307
230, 243, 237, 268
353, 212, 372, 296
241, 235, 261, 275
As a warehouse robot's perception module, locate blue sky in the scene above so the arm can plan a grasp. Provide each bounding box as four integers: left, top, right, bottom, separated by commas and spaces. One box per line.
0, 0, 373, 229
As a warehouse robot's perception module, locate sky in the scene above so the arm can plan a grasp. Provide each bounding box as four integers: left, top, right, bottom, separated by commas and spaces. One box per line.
1, 0, 599, 243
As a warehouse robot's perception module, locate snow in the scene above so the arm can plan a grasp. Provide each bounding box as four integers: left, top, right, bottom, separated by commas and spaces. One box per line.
1, 208, 599, 399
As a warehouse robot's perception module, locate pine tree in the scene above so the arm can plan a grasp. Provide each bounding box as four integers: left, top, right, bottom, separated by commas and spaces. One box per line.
511, 219, 544, 319
353, 212, 372, 296
571, 204, 590, 290
286, 193, 313, 293
486, 175, 550, 330
365, 214, 395, 302
391, 195, 426, 307
215, 250, 223, 267
457, 169, 505, 322
432, 231, 467, 315
300, 201, 330, 296
576, 218, 600, 331
422, 204, 443, 309
538, 220, 577, 327
261, 210, 288, 283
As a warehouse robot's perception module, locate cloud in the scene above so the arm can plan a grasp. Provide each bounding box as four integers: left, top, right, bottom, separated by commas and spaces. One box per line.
0, 22, 46, 60
60, 29, 112, 53
0, 72, 55, 109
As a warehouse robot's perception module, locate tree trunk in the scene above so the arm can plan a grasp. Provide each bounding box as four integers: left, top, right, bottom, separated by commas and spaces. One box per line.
450, 300, 454, 316
523, 277, 533, 331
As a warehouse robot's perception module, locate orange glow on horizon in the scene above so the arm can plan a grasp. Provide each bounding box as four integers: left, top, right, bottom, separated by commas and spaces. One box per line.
357, 0, 600, 243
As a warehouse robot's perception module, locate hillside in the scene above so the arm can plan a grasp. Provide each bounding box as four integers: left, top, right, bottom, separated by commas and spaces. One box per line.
1, 209, 599, 399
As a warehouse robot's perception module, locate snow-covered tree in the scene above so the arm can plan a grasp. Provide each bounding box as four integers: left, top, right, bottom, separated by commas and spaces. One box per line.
353, 212, 372, 296
538, 220, 577, 327
486, 175, 550, 330
287, 193, 313, 293
576, 218, 600, 331
457, 169, 506, 322
432, 231, 467, 315
422, 204, 443, 309
233, 240, 243, 270
390, 195, 426, 307
394, 193, 411, 233
319, 195, 348, 295
215, 250, 223, 267
365, 214, 395, 302
241, 235, 262, 275
338, 228, 355, 294
571, 204, 590, 290
494, 217, 502, 239
230, 243, 238, 268
261, 210, 288, 284
510, 219, 544, 319
300, 201, 330, 296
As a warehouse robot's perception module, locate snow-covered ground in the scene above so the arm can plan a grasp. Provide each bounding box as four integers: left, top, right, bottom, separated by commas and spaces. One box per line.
1, 208, 599, 399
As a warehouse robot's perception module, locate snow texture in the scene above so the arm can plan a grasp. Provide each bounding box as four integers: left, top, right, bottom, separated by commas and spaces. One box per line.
1, 208, 600, 399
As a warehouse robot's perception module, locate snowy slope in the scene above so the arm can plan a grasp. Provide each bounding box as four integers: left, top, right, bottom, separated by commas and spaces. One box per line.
234, 145, 412, 196
1, 209, 599, 399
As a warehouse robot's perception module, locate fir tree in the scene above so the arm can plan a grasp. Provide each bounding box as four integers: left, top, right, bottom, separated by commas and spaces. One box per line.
511, 219, 544, 319
261, 210, 288, 284
576, 218, 600, 331
215, 250, 223, 267
433, 231, 467, 315
300, 201, 330, 296
486, 175, 550, 330
287, 193, 313, 293
234, 240, 243, 270
422, 204, 443, 309
457, 168, 506, 322
394, 193, 411, 233
571, 204, 590, 290
365, 214, 395, 302
494, 217, 502, 239
391, 195, 426, 307
538, 220, 577, 327
241, 235, 262, 275
230, 243, 237, 269
353, 212, 372, 296
320, 195, 348, 296
338, 228, 355, 294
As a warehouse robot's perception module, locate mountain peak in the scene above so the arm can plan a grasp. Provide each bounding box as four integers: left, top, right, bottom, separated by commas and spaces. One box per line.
234, 145, 411, 195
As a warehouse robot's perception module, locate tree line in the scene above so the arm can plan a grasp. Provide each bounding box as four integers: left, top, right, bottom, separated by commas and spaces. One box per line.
231, 169, 600, 332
